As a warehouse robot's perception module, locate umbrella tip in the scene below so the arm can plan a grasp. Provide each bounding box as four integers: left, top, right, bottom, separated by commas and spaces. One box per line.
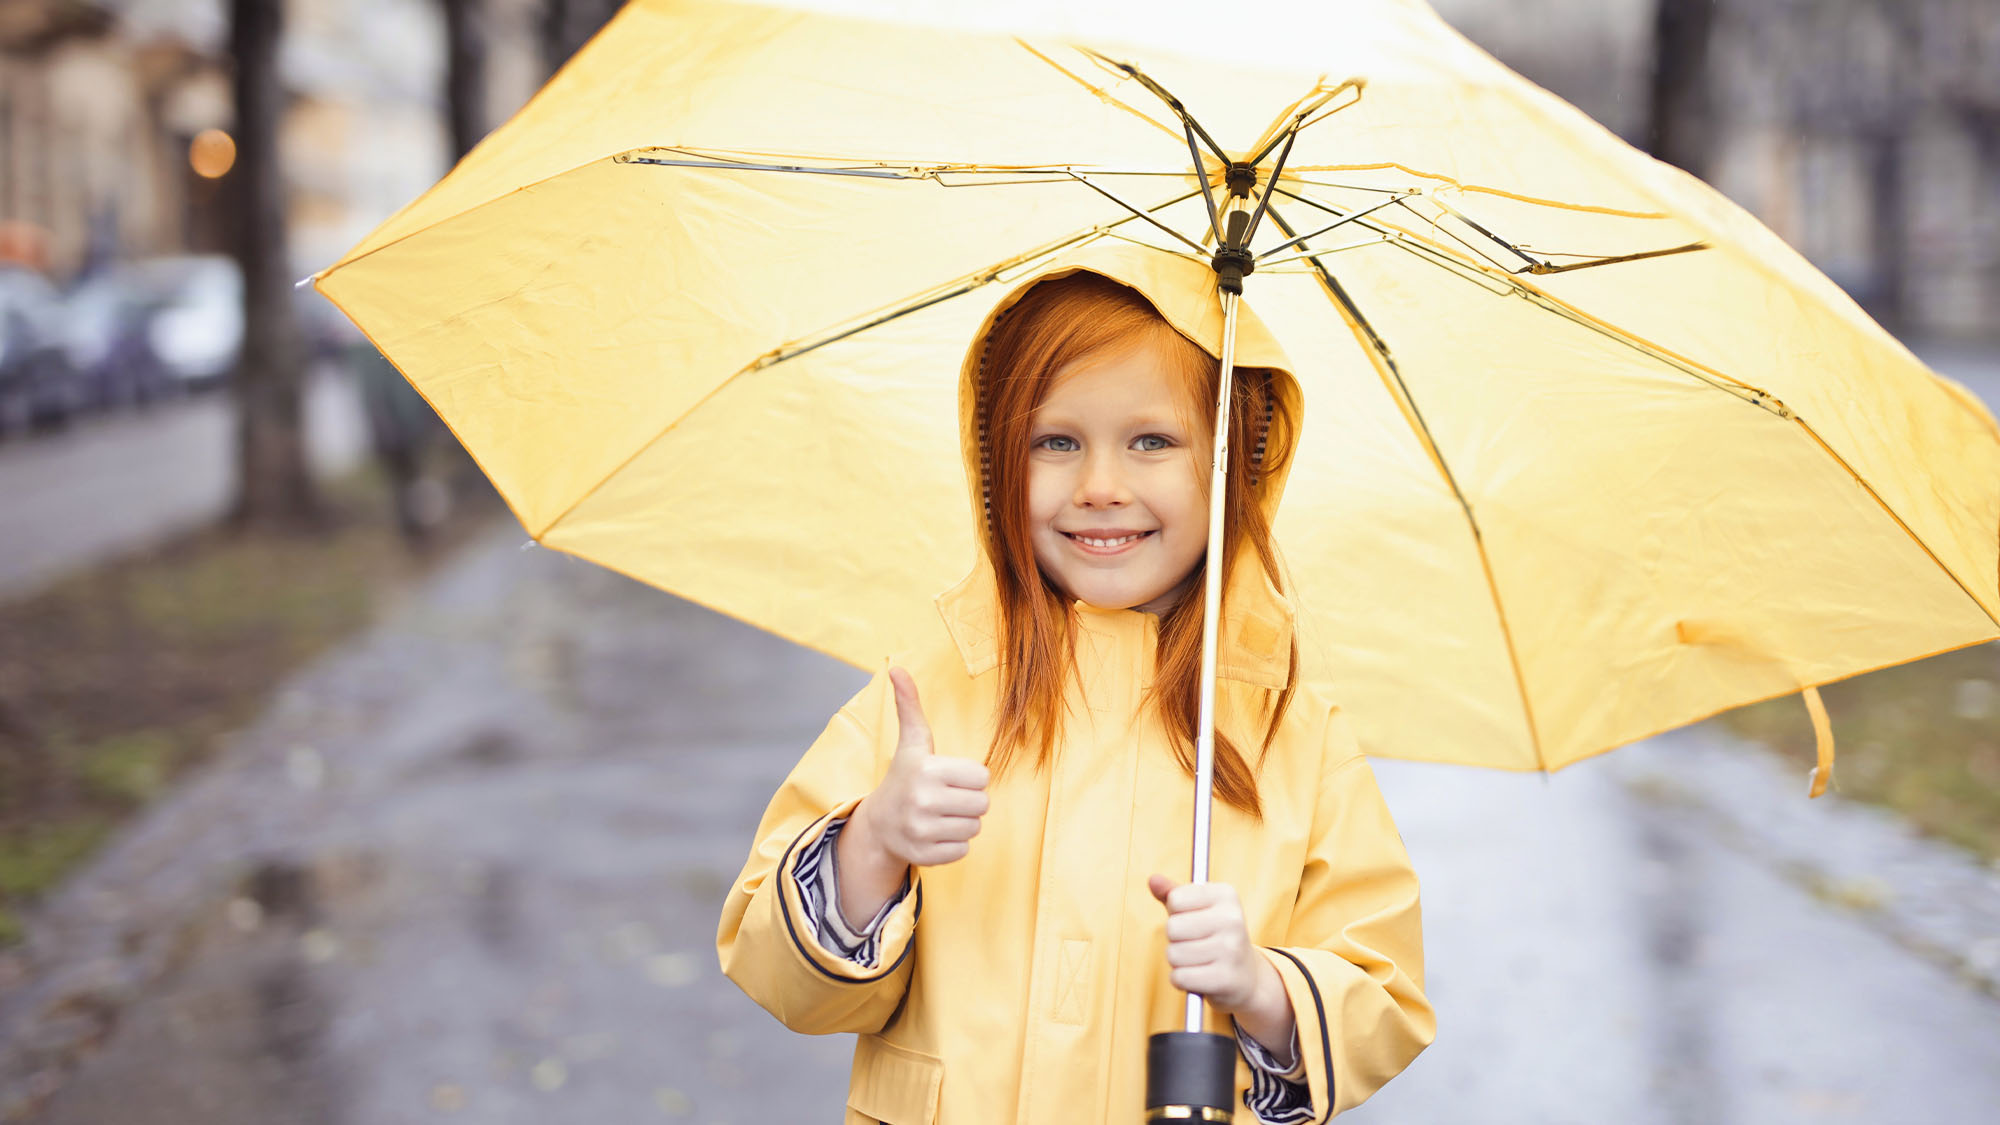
293, 274, 317, 291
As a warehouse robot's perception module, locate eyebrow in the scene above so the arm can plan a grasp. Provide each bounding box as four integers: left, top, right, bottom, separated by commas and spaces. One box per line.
1028, 411, 1186, 431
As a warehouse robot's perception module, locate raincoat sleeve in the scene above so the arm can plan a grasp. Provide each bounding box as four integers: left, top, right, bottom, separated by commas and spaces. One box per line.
1261, 706, 1436, 1120
716, 668, 923, 1035
796, 815, 911, 965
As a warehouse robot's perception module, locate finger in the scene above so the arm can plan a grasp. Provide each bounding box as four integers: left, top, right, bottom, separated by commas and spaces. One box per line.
1166, 883, 1226, 914
1148, 874, 1178, 904
1169, 965, 1237, 1001
912, 840, 970, 867
1164, 910, 1220, 943
924, 787, 988, 819
927, 757, 990, 791
926, 815, 983, 843
888, 666, 933, 759
1164, 936, 1227, 969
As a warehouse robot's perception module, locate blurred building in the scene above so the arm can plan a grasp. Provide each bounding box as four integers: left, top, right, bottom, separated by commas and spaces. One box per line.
5, 0, 1990, 336
1436, 0, 1997, 340
0, 0, 546, 282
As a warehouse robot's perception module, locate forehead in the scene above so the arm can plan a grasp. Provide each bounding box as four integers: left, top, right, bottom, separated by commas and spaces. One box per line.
1036, 337, 1201, 424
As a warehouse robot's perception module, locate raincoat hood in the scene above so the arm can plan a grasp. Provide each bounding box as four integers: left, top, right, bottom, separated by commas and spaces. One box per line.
935, 242, 1308, 690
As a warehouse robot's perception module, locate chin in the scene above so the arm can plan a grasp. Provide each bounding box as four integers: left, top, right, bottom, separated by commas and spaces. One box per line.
1074, 582, 1167, 612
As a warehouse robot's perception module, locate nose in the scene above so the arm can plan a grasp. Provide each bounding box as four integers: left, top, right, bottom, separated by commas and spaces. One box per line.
1073, 447, 1130, 508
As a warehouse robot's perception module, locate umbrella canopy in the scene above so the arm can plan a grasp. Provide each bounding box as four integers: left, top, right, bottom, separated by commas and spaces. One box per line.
316, 0, 2000, 781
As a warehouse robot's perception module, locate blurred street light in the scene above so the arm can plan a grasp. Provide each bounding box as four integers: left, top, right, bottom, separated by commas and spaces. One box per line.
188, 127, 236, 179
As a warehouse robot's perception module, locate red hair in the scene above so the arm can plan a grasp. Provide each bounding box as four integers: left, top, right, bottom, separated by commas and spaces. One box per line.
976, 272, 1299, 818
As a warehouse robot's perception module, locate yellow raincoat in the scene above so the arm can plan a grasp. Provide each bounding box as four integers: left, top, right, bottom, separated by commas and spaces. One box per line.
717, 249, 1434, 1123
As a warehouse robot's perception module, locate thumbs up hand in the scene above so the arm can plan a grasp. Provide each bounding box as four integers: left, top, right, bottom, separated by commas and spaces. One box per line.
857, 666, 991, 868
833, 667, 990, 930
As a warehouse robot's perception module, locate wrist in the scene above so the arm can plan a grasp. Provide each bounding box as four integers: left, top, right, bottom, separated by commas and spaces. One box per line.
1228, 952, 1297, 1058
839, 798, 908, 888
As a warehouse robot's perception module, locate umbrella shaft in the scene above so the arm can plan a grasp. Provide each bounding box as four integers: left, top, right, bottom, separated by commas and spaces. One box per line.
1185, 288, 1241, 1034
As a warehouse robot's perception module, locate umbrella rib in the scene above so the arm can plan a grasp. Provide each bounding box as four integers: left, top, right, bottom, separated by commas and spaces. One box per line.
1273, 209, 2000, 657
1075, 49, 1234, 165
1065, 174, 1211, 255
619, 149, 1199, 183
1284, 166, 1675, 220
1264, 203, 1551, 771
1519, 242, 1710, 275
1385, 196, 1531, 275
1268, 186, 1788, 414
1255, 193, 1412, 261
745, 185, 1206, 371
1418, 197, 1543, 270
538, 189, 1210, 541
1420, 196, 1713, 276
1243, 79, 1365, 169
1012, 40, 1188, 147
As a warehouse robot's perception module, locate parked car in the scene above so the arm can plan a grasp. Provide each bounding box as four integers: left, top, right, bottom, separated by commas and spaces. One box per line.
62, 268, 174, 409
130, 255, 243, 392
0, 266, 87, 434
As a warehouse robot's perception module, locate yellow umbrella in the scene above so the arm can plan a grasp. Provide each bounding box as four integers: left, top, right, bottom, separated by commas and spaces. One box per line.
314, 0, 2000, 796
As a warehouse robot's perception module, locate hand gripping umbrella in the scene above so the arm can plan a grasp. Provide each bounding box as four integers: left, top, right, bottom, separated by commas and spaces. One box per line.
309, 0, 2000, 1117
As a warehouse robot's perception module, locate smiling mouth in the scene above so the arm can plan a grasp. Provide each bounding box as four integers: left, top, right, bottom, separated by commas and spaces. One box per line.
1063, 531, 1155, 549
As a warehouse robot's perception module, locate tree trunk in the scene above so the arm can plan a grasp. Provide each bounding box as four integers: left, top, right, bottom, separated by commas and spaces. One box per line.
1645, 0, 1718, 178
1962, 107, 2000, 339
228, 0, 319, 529
441, 0, 488, 161
1864, 128, 1910, 331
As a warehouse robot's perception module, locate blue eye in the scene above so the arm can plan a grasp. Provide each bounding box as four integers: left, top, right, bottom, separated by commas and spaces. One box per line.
1038, 435, 1079, 453
1135, 434, 1172, 452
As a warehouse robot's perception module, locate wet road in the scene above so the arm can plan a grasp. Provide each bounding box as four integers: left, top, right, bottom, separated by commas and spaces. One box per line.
0, 367, 368, 601
6, 526, 1998, 1123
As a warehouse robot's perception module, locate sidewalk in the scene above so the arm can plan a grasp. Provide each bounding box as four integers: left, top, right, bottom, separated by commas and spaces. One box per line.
3, 520, 1998, 1123
0, 365, 367, 602
0, 526, 862, 1122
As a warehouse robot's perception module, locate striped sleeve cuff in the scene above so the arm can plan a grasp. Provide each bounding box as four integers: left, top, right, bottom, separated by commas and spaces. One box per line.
789, 815, 909, 969
1235, 1020, 1314, 1124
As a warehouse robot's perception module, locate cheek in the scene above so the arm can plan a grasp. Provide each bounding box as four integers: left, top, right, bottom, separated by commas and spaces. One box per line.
1167, 458, 1209, 523
1025, 463, 1069, 525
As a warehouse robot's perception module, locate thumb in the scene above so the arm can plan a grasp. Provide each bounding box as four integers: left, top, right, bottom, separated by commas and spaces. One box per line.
1148, 874, 1179, 905
887, 666, 934, 759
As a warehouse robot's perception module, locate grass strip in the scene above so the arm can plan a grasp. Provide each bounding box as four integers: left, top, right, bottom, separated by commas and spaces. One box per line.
0, 461, 503, 945
1714, 640, 2000, 864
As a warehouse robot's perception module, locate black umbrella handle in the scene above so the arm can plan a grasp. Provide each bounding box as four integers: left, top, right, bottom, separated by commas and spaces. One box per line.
1145, 1031, 1237, 1121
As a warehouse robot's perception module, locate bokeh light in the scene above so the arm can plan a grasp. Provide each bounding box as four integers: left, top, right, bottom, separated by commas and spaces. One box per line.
188, 128, 236, 179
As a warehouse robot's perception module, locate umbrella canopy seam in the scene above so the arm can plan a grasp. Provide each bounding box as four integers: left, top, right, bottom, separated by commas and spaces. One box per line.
1284, 168, 1674, 220
1012, 39, 1184, 148
529, 182, 1211, 541
1277, 205, 1550, 770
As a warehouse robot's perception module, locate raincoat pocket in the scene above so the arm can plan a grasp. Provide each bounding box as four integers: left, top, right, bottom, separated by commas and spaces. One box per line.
846, 1035, 942, 1124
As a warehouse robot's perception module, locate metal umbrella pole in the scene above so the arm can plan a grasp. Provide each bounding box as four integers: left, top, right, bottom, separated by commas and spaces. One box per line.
1145, 193, 1258, 1123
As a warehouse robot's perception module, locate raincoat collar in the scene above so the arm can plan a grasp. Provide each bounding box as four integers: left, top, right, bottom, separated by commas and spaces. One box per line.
933, 241, 1303, 691
933, 550, 1297, 689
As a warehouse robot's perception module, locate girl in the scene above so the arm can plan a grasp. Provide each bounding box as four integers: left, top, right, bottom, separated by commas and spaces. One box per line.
717, 243, 1434, 1123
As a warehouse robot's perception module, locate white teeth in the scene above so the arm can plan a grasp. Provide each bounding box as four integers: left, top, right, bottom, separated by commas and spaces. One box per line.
1075, 533, 1144, 548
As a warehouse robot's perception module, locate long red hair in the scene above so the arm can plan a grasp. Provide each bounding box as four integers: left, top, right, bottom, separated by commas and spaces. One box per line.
976, 272, 1299, 818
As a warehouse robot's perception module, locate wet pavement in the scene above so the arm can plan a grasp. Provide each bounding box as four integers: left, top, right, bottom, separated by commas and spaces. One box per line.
0, 366, 367, 600
3, 517, 2000, 1122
